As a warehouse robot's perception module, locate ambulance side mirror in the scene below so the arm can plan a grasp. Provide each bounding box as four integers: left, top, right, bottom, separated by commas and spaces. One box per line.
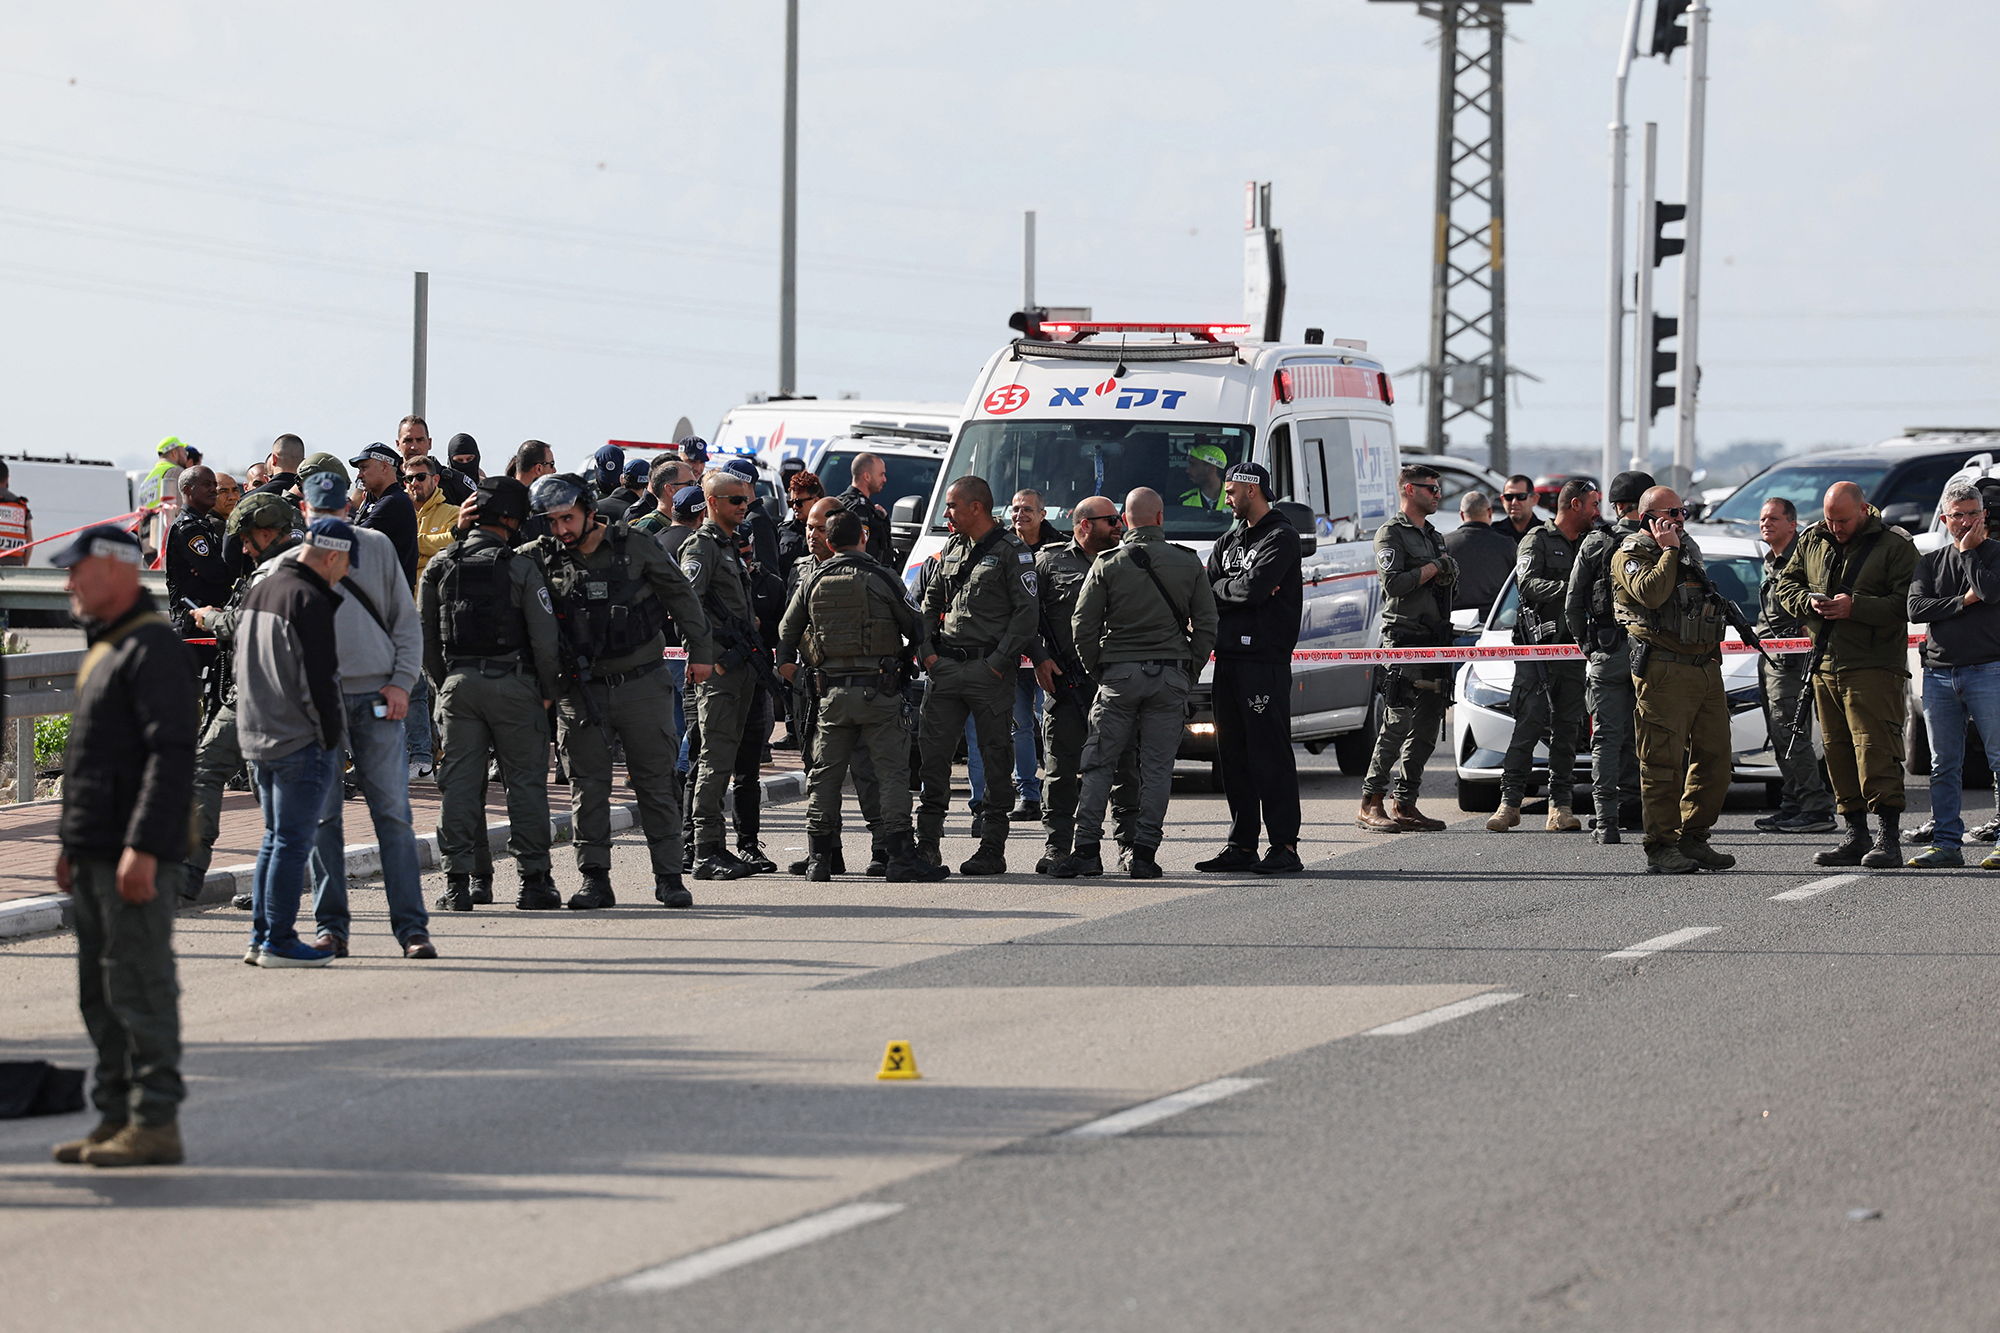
1274, 500, 1319, 556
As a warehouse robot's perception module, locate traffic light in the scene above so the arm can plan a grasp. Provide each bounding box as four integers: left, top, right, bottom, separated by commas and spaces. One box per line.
1651, 201, 1686, 266
1647, 313, 1679, 421
1650, 0, 1691, 61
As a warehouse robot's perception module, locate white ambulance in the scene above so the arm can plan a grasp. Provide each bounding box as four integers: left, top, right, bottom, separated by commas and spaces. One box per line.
710, 398, 960, 468
908, 320, 1404, 777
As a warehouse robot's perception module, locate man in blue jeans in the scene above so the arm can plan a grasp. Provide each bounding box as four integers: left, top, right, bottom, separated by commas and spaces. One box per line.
236, 520, 352, 967
1906, 479, 2000, 868
295, 464, 435, 958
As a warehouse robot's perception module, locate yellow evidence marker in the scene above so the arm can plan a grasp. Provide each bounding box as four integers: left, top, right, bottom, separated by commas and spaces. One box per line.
876, 1040, 920, 1080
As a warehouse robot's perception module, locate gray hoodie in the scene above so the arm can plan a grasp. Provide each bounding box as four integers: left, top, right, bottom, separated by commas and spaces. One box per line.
288, 521, 422, 697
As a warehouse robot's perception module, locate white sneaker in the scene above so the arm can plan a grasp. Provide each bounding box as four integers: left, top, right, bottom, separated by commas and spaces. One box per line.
408, 760, 433, 783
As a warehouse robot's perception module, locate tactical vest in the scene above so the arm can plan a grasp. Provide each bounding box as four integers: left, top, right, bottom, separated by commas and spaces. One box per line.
802, 556, 904, 667
1612, 533, 1726, 647
548, 527, 666, 659
1582, 520, 1641, 653
441, 542, 528, 658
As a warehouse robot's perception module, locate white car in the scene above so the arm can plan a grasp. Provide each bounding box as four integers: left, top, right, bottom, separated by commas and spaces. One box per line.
1451, 527, 1783, 812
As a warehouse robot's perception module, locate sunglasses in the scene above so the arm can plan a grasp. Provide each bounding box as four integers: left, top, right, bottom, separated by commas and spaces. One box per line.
714, 494, 751, 506
1501, 492, 1533, 502
1409, 482, 1441, 495
1647, 507, 1688, 521
1079, 513, 1120, 525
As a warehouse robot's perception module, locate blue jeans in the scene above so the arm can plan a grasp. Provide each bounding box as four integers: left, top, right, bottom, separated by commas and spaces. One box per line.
311, 694, 429, 946
406, 674, 433, 764
1014, 676, 1043, 802
250, 743, 339, 952
1921, 662, 2000, 848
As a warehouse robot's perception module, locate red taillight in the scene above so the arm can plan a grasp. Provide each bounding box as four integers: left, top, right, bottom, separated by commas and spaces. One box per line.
1275, 369, 1295, 404
1379, 372, 1395, 405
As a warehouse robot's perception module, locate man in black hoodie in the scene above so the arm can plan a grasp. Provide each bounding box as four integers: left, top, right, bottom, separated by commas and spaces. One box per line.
1198, 462, 1304, 874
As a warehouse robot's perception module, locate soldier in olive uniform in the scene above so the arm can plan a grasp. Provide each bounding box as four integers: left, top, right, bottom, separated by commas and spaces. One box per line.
1775, 480, 1919, 869
1752, 496, 1836, 834
916, 475, 1040, 875
1053, 488, 1219, 879
1357, 464, 1457, 833
524, 473, 716, 908
1564, 470, 1652, 844
1611, 486, 1737, 874
778, 510, 947, 882
419, 476, 564, 911
1031, 494, 1141, 874
1489, 477, 1600, 833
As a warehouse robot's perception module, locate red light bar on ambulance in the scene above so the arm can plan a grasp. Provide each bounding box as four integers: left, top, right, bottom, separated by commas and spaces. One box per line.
1040, 320, 1253, 345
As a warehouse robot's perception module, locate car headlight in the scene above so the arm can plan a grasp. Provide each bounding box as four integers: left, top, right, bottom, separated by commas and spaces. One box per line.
1464, 677, 1512, 711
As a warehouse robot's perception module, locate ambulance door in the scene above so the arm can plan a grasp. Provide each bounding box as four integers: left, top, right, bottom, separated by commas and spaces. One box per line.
1291, 418, 1372, 723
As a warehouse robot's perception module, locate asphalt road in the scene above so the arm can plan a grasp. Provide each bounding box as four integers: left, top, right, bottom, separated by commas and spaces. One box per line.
7, 751, 2000, 1332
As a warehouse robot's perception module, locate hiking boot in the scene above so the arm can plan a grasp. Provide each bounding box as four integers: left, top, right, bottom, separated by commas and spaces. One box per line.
654, 874, 694, 908
886, 832, 949, 883
1486, 804, 1521, 832
1255, 846, 1306, 875
437, 874, 473, 912
1393, 802, 1446, 832
1645, 843, 1700, 875
1051, 845, 1103, 878
1036, 845, 1064, 875
470, 876, 494, 905
54, 1119, 125, 1164
864, 842, 889, 877
1356, 793, 1400, 833
1815, 814, 1871, 867
1010, 800, 1043, 821
735, 844, 779, 876
1546, 805, 1583, 833
1195, 845, 1262, 873
567, 868, 616, 910
1907, 845, 1964, 869
1860, 812, 1903, 869
81, 1121, 183, 1168
516, 875, 562, 910
1778, 811, 1836, 834
693, 844, 755, 881
803, 834, 838, 883
960, 847, 1007, 876
1127, 847, 1163, 879
789, 847, 847, 876
1678, 832, 1736, 870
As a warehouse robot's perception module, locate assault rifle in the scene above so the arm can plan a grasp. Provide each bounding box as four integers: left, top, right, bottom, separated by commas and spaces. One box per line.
1786, 637, 1826, 760
544, 586, 610, 737
703, 593, 783, 694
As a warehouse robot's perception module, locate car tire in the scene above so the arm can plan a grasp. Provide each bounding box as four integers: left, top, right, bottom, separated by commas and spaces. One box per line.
1458, 777, 1502, 813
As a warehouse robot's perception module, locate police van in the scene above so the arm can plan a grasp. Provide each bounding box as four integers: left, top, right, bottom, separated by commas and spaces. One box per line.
711, 398, 960, 469
907, 320, 1403, 777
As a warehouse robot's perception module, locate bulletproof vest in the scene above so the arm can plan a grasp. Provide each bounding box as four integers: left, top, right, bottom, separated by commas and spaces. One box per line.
803, 556, 904, 667
549, 526, 666, 658
1612, 534, 1726, 647
441, 542, 528, 658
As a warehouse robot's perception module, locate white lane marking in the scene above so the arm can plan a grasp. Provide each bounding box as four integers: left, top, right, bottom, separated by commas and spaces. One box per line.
1603, 926, 1720, 960
1363, 991, 1523, 1036
616, 1203, 904, 1294
1771, 872, 1865, 902
1063, 1077, 1266, 1138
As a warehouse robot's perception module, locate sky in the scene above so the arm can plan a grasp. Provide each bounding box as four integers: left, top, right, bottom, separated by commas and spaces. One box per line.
0, 0, 1993, 480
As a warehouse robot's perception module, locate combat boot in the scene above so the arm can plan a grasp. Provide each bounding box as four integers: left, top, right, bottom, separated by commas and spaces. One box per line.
470, 876, 494, 905
1356, 793, 1401, 833
1546, 805, 1583, 833
1127, 846, 1163, 879
735, 843, 779, 875
567, 867, 616, 910
803, 834, 839, 883
1861, 811, 1903, 869
654, 874, 694, 909
1815, 813, 1871, 867
1645, 843, 1700, 875
515, 874, 562, 910
865, 841, 889, 877
1051, 844, 1103, 878
960, 845, 1007, 876
1393, 802, 1446, 832
789, 846, 846, 876
80, 1120, 183, 1168
1486, 803, 1521, 832
1594, 805, 1622, 845
1036, 843, 1065, 875
1678, 831, 1736, 870
916, 839, 943, 869
53, 1119, 125, 1165
436, 874, 473, 912
886, 832, 949, 883
694, 843, 755, 881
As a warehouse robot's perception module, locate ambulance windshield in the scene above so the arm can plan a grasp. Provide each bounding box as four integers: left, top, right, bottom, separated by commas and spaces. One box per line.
931, 420, 1255, 540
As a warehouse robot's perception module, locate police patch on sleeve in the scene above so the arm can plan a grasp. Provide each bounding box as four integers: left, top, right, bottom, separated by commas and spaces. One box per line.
189, 536, 210, 557
681, 559, 701, 581
537, 587, 553, 614
1623, 559, 1641, 577
1019, 552, 1033, 563
1021, 570, 1038, 596
1377, 548, 1397, 572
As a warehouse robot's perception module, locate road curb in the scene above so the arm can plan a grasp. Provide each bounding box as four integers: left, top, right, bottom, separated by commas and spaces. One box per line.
0, 770, 809, 942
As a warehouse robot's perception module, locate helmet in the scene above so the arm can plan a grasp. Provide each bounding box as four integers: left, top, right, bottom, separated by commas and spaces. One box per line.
528, 472, 595, 517
1189, 443, 1228, 470
226, 491, 299, 537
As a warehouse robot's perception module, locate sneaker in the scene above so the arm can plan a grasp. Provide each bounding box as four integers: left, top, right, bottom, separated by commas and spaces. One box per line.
1907, 845, 1964, 869
241, 945, 261, 966
1753, 811, 1796, 833
1254, 846, 1305, 875
408, 760, 433, 783
231, 892, 253, 911
1982, 849, 2000, 871
734, 845, 780, 875
258, 939, 334, 968
1907, 818, 1936, 844
79, 1121, 183, 1168
1971, 816, 2000, 843
1195, 845, 1262, 873
402, 934, 438, 959
1777, 812, 1837, 834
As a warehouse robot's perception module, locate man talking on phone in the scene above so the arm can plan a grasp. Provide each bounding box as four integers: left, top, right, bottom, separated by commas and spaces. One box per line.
1609, 486, 1738, 874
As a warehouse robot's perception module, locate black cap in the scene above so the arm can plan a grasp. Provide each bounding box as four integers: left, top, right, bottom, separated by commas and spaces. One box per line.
349, 441, 401, 468
475, 475, 531, 522
679, 436, 709, 463
1224, 460, 1275, 501
1608, 470, 1656, 505
50, 524, 143, 569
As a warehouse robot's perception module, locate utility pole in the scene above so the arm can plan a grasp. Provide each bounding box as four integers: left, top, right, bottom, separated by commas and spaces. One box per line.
1631, 124, 1662, 475
411, 271, 428, 419
1673, 0, 1711, 490
777, 0, 798, 397
1602, 0, 1644, 488
1023, 210, 1035, 311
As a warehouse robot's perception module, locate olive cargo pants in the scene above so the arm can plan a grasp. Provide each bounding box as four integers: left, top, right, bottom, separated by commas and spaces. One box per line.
917, 657, 1015, 851
71, 856, 185, 1129
690, 667, 757, 845
438, 665, 551, 880
1814, 666, 1906, 815
808, 684, 915, 836
1633, 657, 1732, 848
1042, 692, 1139, 856
1500, 660, 1588, 809
560, 666, 686, 878
1074, 661, 1191, 853
1586, 652, 1641, 813
1361, 664, 1450, 804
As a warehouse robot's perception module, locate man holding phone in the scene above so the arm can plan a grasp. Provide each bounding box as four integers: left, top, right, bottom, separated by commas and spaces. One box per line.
1610, 487, 1737, 874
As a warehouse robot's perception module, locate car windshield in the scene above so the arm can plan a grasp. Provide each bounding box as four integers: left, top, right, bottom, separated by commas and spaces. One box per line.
1489, 552, 1763, 632
817, 449, 942, 516
932, 420, 1255, 540
1709, 461, 1890, 524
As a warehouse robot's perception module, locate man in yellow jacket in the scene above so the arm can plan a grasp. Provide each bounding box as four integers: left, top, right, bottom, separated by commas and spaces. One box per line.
409, 455, 462, 583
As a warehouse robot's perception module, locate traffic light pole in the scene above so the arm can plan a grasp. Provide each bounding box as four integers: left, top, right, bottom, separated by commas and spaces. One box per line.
1602, 0, 1644, 489
1672, 0, 1711, 489
1631, 123, 1660, 475
777, 0, 798, 397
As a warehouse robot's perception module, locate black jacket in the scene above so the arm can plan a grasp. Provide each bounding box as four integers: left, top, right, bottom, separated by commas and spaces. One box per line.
59, 591, 198, 861
1206, 507, 1304, 661
436, 466, 473, 506
1909, 539, 2000, 669
1442, 521, 1517, 614
356, 482, 419, 587
164, 508, 235, 634
835, 486, 894, 566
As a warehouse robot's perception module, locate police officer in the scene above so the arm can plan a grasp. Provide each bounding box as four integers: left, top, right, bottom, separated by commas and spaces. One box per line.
833, 452, 895, 566
916, 476, 1040, 874
164, 465, 234, 660
1357, 464, 1456, 833
1565, 469, 1651, 844
1488, 477, 1600, 834
1775, 480, 1919, 869
1031, 494, 1142, 874
524, 472, 716, 908
679, 469, 773, 880
1612, 486, 1737, 874
1054, 488, 1219, 879
779, 510, 947, 882
419, 476, 564, 911
1752, 496, 1836, 835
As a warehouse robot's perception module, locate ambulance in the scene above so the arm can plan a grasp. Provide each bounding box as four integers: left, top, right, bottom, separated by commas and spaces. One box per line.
710, 397, 960, 468
907, 320, 1402, 778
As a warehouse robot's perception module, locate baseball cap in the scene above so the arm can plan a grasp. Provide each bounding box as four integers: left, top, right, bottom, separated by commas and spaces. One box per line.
673, 485, 708, 520
227, 491, 299, 536
303, 516, 359, 564
719, 457, 759, 485
622, 455, 651, 483
301, 470, 351, 512
1190, 443, 1228, 469
779, 456, 805, 477
1608, 470, 1656, 506
157, 436, 186, 457
298, 452, 349, 483
184, 446, 203, 466
474, 475, 531, 523
1224, 460, 1275, 500
349, 442, 401, 469
678, 437, 710, 463
50, 524, 143, 568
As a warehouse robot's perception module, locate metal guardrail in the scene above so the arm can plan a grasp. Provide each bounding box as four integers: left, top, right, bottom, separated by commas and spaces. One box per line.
0, 566, 166, 611
3, 649, 81, 804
